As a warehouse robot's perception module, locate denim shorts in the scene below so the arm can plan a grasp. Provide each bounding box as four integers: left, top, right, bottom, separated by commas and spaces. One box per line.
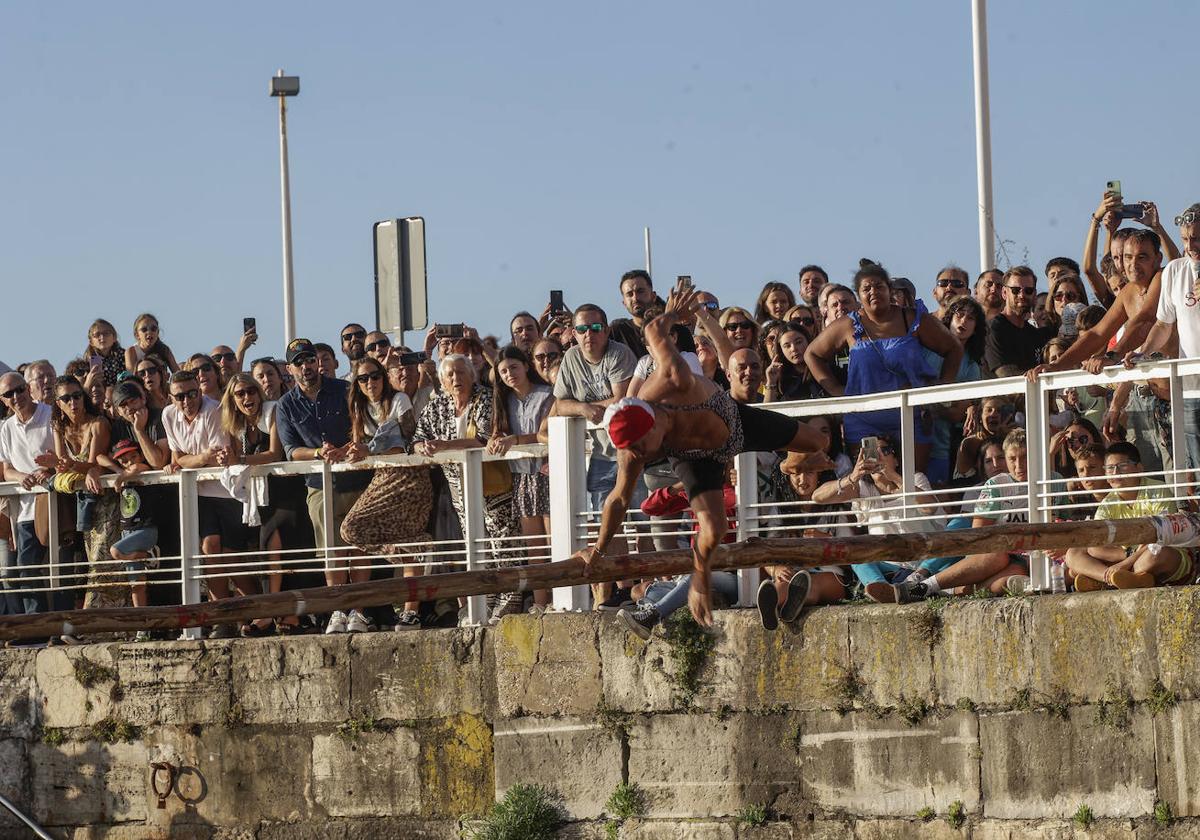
113, 526, 158, 573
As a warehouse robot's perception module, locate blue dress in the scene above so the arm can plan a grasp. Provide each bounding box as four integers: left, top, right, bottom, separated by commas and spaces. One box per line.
843, 302, 939, 446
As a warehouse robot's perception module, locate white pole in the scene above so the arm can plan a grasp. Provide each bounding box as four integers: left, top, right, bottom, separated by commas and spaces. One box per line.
971, 0, 995, 272
278, 70, 297, 344
643, 226, 652, 276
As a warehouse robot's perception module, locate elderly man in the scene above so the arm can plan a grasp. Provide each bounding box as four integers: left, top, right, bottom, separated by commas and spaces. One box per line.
23, 360, 55, 405
931, 265, 970, 319
0, 371, 57, 616
363, 330, 392, 363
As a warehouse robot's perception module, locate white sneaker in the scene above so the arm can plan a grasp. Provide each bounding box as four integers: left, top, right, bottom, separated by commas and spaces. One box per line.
325, 610, 349, 634
346, 609, 370, 633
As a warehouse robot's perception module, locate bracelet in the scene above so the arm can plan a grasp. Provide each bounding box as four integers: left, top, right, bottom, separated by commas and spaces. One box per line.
1091, 215, 1102, 223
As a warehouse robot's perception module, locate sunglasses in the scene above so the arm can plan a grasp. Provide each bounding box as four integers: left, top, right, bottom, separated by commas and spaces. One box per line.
137, 367, 159, 378
171, 388, 200, 402
1066, 433, 1091, 446
0, 384, 27, 400
1005, 286, 1036, 296
533, 352, 561, 363
56, 391, 86, 404
211, 352, 237, 363
232, 388, 257, 400
1053, 292, 1079, 301
291, 354, 316, 366
574, 323, 605, 334
365, 339, 391, 353
341, 329, 367, 342
879, 446, 895, 456
193, 362, 215, 373
703, 301, 720, 311
249, 356, 276, 369
724, 321, 754, 332
356, 371, 384, 384
936, 279, 967, 289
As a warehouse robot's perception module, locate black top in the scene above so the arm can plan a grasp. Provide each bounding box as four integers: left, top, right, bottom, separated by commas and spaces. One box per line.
984, 314, 1056, 375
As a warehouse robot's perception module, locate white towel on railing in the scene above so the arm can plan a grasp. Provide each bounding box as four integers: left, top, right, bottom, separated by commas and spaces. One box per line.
219, 466, 269, 526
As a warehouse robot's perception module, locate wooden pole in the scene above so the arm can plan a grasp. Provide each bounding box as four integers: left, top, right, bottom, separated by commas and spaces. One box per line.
0, 518, 1160, 641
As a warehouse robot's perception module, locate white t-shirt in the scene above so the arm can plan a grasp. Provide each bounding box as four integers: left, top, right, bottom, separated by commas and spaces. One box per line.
1155, 256, 1200, 397
851, 472, 939, 537
163, 397, 232, 498
0, 402, 55, 522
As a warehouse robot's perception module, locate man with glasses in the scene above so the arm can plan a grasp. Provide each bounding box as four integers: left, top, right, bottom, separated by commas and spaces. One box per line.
210, 345, 240, 383
0, 371, 56, 616
274, 338, 370, 633
553, 304, 639, 608
931, 266, 969, 320
1064, 441, 1187, 591
974, 269, 1004, 320
984, 266, 1056, 376
363, 331, 392, 363
339, 323, 368, 374
162, 369, 249, 638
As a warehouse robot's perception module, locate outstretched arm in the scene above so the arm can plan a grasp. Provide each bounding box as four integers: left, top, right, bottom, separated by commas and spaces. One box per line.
644, 277, 702, 392
1082, 192, 1121, 308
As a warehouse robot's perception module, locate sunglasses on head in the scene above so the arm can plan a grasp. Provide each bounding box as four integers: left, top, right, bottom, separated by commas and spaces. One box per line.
356, 370, 384, 384
365, 339, 391, 353
0, 384, 27, 400
574, 323, 605, 334
341, 329, 367, 342
171, 388, 200, 402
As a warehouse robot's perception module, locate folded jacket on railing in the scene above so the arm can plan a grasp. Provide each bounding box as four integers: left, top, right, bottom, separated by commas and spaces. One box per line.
219, 465, 270, 527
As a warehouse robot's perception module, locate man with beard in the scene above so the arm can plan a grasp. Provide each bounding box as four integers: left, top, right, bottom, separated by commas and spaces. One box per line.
338, 323, 368, 381
974, 269, 1004, 320
984, 267, 1055, 376
931, 265, 970, 319
798, 265, 829, 309
609, 270, 665, 358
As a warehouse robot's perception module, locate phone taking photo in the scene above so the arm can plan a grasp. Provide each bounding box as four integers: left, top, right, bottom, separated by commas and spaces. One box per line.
861, 436, 880, 461
243, 317, 256, 334
1106, 179, 1122, 197
549, 290, 565, 315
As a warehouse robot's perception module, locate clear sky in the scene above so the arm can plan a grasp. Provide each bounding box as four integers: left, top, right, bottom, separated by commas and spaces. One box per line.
3, 1, 1198, 370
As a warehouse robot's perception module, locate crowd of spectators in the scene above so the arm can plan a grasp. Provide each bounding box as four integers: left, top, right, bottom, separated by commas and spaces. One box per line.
2, 189, 1199, 644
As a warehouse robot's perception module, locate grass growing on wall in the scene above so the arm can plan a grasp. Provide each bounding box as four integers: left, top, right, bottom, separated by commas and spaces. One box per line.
467, 783, 563, 840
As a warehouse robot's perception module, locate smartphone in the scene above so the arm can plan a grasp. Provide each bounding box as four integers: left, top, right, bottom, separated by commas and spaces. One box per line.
549, 290, 565, 315
434, 323, 465, 339
398, 351, 428, 366
861, 436, 880, 461
89, 354, 102, 369
677, 275, 693, 287
243, 317, 256, 334
1106, 179, 1122, 197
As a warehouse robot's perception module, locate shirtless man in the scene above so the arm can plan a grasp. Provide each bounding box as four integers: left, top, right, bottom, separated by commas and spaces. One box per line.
572, 279, 830, 626
1027, 229, 1165, 380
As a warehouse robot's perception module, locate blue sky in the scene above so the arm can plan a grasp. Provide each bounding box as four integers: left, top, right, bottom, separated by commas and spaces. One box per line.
2, 1, 1197, 370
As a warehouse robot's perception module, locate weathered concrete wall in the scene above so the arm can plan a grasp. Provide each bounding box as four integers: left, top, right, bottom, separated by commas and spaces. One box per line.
6, 588, 1200, 837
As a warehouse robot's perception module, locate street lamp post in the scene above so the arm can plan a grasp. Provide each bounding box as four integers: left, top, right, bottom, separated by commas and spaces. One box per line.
269, 70, 300, 344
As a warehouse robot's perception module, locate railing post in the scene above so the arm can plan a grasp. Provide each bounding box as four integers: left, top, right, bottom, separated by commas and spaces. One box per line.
1024, 376, 1049, 591
548, 416, 589, 611
178, 471, 203, 639
461, 449, 489, 624
47, 489, 60, 595
733, 450, 759, 607
321, 459, 336, 562
899, 392, 916, 524
1170, 361, 1187, 488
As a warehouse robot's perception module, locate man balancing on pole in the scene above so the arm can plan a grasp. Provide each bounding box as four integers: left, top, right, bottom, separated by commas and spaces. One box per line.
573, 278, 832, 626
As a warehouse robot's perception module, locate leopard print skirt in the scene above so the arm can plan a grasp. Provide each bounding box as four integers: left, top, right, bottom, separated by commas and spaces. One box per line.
340, 465, 434, 559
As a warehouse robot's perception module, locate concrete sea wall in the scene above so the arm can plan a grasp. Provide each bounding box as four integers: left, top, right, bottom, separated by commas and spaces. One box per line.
6, 588, 1200, 837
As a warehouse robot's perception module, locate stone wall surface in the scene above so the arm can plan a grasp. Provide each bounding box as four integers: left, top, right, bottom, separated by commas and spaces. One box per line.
5, 589, 1200, 837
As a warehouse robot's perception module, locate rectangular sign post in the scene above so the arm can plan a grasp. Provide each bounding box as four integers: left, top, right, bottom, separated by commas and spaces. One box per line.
374, 217, 429, 345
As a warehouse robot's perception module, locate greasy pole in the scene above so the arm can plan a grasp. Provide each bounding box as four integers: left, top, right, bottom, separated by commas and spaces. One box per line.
0, 518, 1161, 641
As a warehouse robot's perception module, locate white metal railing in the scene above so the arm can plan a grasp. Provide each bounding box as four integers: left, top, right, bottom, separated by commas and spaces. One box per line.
2, 356, 1195, 625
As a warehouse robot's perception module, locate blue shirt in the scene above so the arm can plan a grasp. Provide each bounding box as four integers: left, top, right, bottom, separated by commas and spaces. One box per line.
276, 376, 369, 491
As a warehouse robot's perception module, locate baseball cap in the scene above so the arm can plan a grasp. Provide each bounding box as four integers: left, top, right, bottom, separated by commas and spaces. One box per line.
112, 381, 143, 406
285, 338, 316, 364
603, 397, 656, 449
110, 439, 140, 461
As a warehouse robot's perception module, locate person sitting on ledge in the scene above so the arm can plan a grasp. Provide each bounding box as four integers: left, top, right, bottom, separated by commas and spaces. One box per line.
572, 278, 831, 626
1065, 441, 1190, 591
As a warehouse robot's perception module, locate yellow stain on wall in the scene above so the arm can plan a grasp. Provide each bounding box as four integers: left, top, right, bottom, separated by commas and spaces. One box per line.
419, 713, 494, 818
